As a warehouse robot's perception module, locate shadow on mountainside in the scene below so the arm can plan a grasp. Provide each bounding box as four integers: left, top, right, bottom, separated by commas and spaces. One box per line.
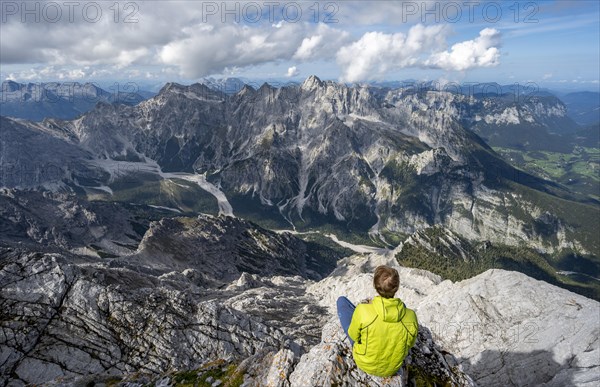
459, 349, 573, 387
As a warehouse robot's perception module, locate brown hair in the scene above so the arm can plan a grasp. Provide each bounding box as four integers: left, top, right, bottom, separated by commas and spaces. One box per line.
373, 265, 399, 298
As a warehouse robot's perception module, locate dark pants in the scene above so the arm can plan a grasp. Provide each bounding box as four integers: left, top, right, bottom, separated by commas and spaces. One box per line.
336, 296, 356, 346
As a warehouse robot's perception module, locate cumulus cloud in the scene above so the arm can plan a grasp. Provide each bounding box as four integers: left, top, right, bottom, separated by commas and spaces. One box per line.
337, 26, 502, 82
159, 23, 302, 78
286, 66, 300, 77
293, 24, 350, 61
0, 1, 183, 68
336, 24, 447, 82
160, 22, 349, 78
0, 0, 501, 82
0, 0, 353, 80
425, 28, 501, 71
294, 35, 324, 60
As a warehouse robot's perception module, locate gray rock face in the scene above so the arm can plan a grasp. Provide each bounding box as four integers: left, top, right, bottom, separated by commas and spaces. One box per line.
416, 269, 600, 387
0, 247, 293, 386
0, 117, 105, 190
288, 318, 474, 387
0, 246, 464, 387
467, 93, 579, 138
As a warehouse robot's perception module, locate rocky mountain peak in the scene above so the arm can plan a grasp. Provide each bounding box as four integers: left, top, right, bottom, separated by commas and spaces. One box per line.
131, 214, 338, 283
301, 74, 324, 92
157, 81, 185, 94
237, 83, 256, 96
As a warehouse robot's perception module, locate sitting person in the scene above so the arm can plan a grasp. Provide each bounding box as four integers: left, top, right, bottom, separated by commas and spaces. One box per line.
336, 265, 418, 377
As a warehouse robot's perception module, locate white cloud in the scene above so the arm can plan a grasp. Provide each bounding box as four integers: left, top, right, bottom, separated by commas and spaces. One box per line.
293, 24, 350, 61
0, 1, 184, 68
336, 24, 447, 82
159, 23, 303, 78
286, 66, 300, 77
336, 26, 502, 82
0, 0, 503, 82
294, 35, 324, 60
159, 22, 349, 79
425, 28, 501, 71
0, 0, 354, 79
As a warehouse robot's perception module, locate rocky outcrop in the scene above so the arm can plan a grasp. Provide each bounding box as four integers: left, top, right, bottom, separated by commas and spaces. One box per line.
0, 247, 294, 386
0, 117, 105, 190
417, 269, 600, 387
0, 242, 470, 387
310, 252, 600, 387
287, 318, 474, 387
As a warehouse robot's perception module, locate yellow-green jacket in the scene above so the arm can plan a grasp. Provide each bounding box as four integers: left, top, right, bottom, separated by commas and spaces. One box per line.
348, 296, 418, 377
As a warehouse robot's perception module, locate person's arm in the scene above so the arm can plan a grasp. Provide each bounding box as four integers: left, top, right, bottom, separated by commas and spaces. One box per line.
405, 310, 419, 348
348, 305, 361, 343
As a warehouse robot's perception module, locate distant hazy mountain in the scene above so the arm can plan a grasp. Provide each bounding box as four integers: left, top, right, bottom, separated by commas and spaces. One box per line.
561, 91, 600, 126
571, 123, 600, 148
198, 77, 247, 94
464, 92, 582, 151
0, 81, 151, 121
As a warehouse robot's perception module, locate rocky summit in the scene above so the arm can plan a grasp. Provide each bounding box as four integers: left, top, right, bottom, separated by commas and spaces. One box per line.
1, 249, 598, 386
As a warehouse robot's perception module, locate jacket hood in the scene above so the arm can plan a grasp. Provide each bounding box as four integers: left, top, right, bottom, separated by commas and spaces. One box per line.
373, 296, 405, 323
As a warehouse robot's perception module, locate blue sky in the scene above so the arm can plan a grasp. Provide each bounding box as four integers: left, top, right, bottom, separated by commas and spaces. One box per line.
0, 0, 598, 91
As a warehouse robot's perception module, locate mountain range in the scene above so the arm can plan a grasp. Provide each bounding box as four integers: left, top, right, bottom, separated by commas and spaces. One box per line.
1, 76, 599, 385
2, 77, 598, 250
0, 81, 153, 121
